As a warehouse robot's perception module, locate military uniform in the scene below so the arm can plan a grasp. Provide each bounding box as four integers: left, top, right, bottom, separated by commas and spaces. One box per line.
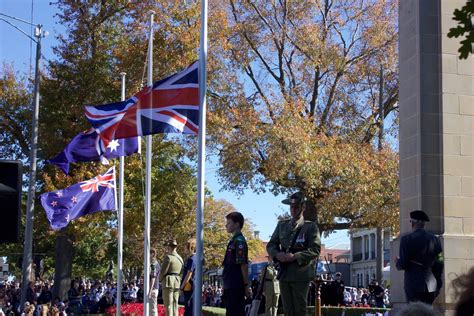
396, 211, 443, 304
160, 244, 184, 316
260, 263, 280, 316
150, 259, 161, 316
266, 193, 321, 316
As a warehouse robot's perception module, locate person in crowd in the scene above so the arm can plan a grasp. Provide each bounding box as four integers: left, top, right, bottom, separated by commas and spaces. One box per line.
96, 291, 113, 314
396, 210, 444, 304
383, 289, 391, 307
25, 281, 37, 306
67, 280, 82, 315
37, 283, 52, 316
222, 211, 250, 316
396, 301, 439, 316
451, 266, 474, 316
160, 239, 183, 316
328, 272, 345, 306
370, 281, 385, 308
343, 287, 352, 305
260, 256, 279, 316
21, 302, 35, 316
149, 247, 160, 316
350, 287, 358, 304
128, 282, 138, 302
361, 288, 370, 305
266, 192, 321, 316
180, 238, 196, 316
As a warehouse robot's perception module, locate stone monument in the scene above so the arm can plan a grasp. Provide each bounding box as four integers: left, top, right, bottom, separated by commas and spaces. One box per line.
393, 0, 473, 314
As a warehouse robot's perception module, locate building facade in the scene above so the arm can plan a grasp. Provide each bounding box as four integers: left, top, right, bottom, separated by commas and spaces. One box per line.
350, 228, 391, 287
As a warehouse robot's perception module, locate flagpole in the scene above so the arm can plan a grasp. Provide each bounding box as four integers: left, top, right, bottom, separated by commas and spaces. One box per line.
194, 0, 208, 314
116, 72, 126, 316
144, 11, 154, 316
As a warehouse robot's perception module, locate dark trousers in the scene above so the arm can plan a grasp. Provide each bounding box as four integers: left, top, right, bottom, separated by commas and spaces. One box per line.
405, 289, 436, 305
183, 290, 193, 316
224, 287, 245, 316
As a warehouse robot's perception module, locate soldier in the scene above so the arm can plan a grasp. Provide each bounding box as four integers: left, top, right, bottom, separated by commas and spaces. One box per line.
266, 192, 321, 316
149, 248, 160, 316
396, 210, 444, 304
260, 256, 280, 316
160, 239, 184, 316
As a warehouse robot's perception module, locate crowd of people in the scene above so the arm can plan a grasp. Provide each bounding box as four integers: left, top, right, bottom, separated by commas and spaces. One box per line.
316, 274, 390, 308
2, 202, 474, 316
0, 278, 146, 316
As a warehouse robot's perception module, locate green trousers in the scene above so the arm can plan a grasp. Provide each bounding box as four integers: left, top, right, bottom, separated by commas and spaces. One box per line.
279, 281, 309, 316
162, 287, 180, 316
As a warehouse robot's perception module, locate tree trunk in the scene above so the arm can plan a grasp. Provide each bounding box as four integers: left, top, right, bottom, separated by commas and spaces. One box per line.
53, 232, 74, 301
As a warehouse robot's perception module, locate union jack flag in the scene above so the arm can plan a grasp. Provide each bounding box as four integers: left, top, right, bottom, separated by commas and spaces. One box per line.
80, 167, 115, 193
84, 61, 199, 144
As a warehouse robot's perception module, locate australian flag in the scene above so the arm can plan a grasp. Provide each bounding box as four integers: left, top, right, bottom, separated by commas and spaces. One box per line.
40, 167, 117, 230
46, 128, 139, 175
84, 61, 199, 144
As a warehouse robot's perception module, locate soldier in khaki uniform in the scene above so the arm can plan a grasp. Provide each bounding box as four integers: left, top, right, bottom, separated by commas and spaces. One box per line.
160, 239, 184, 316
267, 192, 321, 316
259, 256, 280, 316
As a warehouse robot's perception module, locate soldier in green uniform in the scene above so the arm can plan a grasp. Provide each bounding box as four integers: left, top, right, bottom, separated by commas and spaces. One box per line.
160, 239, 184, 316
266, 192, 321, 316
149, 248, 161, 316
260, 256, 280, 316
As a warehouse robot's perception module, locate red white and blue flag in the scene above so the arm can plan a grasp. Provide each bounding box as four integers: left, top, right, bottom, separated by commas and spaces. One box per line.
40, 167, 117, 230
84, 62, 199, 144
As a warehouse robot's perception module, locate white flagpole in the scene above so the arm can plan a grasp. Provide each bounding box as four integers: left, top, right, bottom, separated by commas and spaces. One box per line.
194, 0, 208, 314
144, 11, 154, 316
116, 72, 126, 316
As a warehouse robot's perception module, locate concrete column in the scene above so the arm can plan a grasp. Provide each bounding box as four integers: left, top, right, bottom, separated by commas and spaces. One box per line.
368, 233, 373, 260
393, 0, 474, 314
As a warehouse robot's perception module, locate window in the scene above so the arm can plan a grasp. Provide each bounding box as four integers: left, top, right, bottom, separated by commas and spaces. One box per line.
353, 236, 363, 262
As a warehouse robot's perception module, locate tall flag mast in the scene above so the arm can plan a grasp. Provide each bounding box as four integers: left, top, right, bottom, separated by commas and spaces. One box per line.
143, 11, 155, 316
194, 0, 208, 313
116, 72, 127, 316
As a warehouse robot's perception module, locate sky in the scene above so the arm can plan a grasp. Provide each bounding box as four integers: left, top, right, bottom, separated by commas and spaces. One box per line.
0, 0, 350, 247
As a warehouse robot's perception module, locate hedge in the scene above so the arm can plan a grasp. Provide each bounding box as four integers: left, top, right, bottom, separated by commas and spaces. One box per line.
202, 306, 391, 316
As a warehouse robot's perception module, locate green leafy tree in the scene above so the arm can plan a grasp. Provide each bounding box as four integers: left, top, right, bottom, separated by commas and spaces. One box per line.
448, 1, 474, 59
207, 0, 400, 233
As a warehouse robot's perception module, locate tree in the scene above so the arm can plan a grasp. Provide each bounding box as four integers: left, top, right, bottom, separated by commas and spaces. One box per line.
1, 0, 265, 291
207, 0, 400, 233
447, 0, 474, 60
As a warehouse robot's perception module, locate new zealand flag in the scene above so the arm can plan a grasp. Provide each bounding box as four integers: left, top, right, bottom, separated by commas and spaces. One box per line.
40, 167, 117, 230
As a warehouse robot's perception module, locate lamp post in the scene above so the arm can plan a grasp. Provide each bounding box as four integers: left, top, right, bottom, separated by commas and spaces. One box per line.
0, 12, 47, 307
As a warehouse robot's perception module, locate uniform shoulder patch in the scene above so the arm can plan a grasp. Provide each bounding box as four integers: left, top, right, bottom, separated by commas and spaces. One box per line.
234, 234, 246, 242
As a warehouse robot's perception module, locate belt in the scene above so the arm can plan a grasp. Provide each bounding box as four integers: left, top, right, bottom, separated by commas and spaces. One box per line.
166, 273, 180, 276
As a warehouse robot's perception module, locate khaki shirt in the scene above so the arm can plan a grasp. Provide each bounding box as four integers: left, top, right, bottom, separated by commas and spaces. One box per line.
266, 217, 321, 282
159, 250, 184, 289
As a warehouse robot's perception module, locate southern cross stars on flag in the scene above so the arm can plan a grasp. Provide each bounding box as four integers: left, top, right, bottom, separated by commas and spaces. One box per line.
46, 128, 139, 175
40, 167, 117, 230
84, 61, 199, 145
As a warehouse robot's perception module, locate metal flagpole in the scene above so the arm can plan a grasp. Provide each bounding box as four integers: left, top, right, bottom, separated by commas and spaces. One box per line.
21, 24, 45, 307
194, 0, 208, 314
116, 72, 126, 316
144, 11, 154, 316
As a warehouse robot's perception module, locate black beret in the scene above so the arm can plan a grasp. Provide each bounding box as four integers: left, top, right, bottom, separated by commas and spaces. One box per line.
410, 210, 430, 222
282, 191, 305, 205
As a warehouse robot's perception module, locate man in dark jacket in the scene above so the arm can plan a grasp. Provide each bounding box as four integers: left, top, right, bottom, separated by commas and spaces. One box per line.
396, 210, 444, 304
